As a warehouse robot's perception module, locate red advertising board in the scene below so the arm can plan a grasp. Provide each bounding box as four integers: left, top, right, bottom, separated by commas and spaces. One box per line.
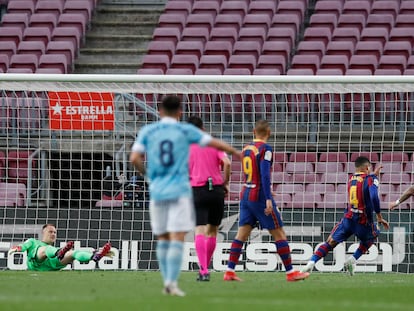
48, 92, 115, 130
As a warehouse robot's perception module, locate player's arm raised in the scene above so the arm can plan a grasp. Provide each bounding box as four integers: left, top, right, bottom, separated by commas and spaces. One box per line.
389, 185, 414, 210
207, 138, 242, 160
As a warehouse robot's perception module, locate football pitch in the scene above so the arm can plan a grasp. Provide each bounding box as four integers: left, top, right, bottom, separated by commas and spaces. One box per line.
0, 271, 413, 311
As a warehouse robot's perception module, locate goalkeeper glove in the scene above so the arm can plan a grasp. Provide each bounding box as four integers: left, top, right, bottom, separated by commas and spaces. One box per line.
8, 245, 22, 256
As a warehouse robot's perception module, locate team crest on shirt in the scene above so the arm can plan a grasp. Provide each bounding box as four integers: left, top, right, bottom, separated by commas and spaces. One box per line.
264, 150, 272, 161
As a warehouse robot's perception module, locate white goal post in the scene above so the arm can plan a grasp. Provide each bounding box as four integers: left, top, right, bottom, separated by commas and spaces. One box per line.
0, 74, 413, 273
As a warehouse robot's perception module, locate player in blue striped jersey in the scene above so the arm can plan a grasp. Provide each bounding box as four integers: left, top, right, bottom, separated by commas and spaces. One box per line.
130, 95, 241, 296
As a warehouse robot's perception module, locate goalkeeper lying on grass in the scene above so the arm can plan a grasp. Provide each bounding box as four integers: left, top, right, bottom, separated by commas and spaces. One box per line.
8, 223, 113, 271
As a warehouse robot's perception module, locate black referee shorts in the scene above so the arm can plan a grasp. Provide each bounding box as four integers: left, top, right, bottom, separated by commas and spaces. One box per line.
192, 185, 225, 226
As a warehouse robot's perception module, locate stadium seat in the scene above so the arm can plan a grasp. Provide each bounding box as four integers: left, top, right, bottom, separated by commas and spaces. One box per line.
0, 55, 9, 73
403, 69, 414, 75
9, 54, 38, 72
267, 27, 296, 48
262, 41, 291, 63
147, 41, 176, 60
23, 27, 51, 46
305, 183, 336, 194
366, 14, 394, 32
350, 152, 379, 162
233, 41, 262, 60
175, 41, 204, 58
252, 68, 280, 75
63, 0, 92, 20
377, 55, 407, 75
289, 152, 318, 162
286, 68, 314, 75
296, 41, 325, 59
223, 68, 251, 75
0, 27, 23, 46
158, 14, 187, 33
348, 55, 378, 74
7, 150, 37, 185
46, 41, 76, 70
395, 14, 414, 28
332, 27, 360, 45
400, 1, 414, 15
257, 55, 286, 75
1, 13, 29, 30
319, 172, 349, 184
360, 27, 389, 45
381, 151, 409, 162
275, 184, 304, 195
314, 0, 343, 18
38, 54, 68, 74
185, 13, 215, 31
214, 14, 243, 31
371, 0, 399, 19
303, 27, 332, 46
291, 192, 321, 209
35, 68, 65, 74
271, 14, 301, 34
29, 13, 58, 32
319, 152, 348, 163
58, 13, 88, 36
137, 68, 164, 75
321, 193, 347, 209
0, 41, 17, 59
164, 1, 192, 17
325, 41, 354, 59
285, 162, 314, 174
199, 55, 227, 73
166, 68, 193, 75
210, 27, 238, 45
242, 14, 271, 32
381, 173, 411, 184
95, 200, 123, 208
220, 1, 248, 18
248, 0, 276, 17
316, 68, 343, 75
227, 55, 257, 75
35, 0, 64, 15
337, 14, 366, 32
238, 27, 266, 45
289, 55, 320, 74
0, 182, 27, 207
342, 0, 371, 18
345, 68, 372, 75
140, 54, 170, 73
389, 27, 414, 46
354, 41, 383, 61
152, 27, 181, 45
276, 1, 306, 23
6, 0, 35, 15
309, 13, 337, 32
169, 54, 199, 74
204, 40, 232, 60
380, 162, 404, 174
17, 41, 45, 59
181, 27, 209, 43
314, 162, 345, 173
191, 0, 220, 17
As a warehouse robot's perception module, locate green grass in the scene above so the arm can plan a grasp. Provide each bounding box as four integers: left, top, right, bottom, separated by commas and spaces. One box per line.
0, 271, 413, 311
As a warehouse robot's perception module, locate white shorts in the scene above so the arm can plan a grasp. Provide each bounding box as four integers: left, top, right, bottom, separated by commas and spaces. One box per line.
149, 196, 195, 236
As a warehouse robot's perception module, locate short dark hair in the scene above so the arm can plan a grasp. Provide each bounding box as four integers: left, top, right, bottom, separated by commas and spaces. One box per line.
160, 95, 181, 113
187, 115, 203, 129
354, 156, 371, 169
42, 224, 56, 230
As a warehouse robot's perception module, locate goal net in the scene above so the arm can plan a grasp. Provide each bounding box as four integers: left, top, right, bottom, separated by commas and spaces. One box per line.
1, 74, 413, 273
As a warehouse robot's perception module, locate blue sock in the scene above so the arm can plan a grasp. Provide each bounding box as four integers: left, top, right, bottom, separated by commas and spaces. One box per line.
166, 241, 184, 285
156, 240, 169, 284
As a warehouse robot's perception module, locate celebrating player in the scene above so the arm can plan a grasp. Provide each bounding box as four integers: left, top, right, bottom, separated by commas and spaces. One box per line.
223, 120, 310, 282
130, 95, 241, 296
389, 185, 414, 209
302, 156, 390, 275
8, 223, 112, 271
188, 115, 231, 282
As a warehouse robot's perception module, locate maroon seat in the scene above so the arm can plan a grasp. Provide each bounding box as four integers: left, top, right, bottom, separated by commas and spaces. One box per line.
199, 55, 227, 73
7, 150, 37, 185
262, 41, 291, 62
6, 0, 35, 15
214, 14, 242, 31
242, 14, 271, 32
35, 67, 64, 74
395, 14, 414, 28
223, 68, 251, 75
186, 13, 214, 31
360, 27, 389, 45
289, 55, 320, 74
354, 41, 383, 61
253, 68, 281, 75
321, 193, 347, 209
0, 55, 9, 73
52, 27, 82, 52
389, 27, 414, 45
140, 54, 170, 73
58, 13, 88, 36
147, 41, 175, 60
320, 152, 348, 163
35, 0, 64, 15
276, 184, 304, 195
271, 14, 301, 34
232, 41, 262, 60
285, 162, 314, 174
23, 27, 51, 46
381, 152, 409, 163
310, 13, 337, 31
17, 41, 45, 59
371, 0, 399, 18
403, 68, 414, 75
314, 0, 343, 18
152, 28, 181, 45
257, 55, 286, 74
227, 55, 256, 74
286, 68, 314, 75
181, 27, 209, 43
332, 27, 360, 45
377, 55, 407, 75
137, 68, 164, 75
381, 173, 411, 184
238, 27, 266, 45
166, 68, 193, 75
194, 68, 223, 75
337, 14, 366, 32
204, 40, 232, 60
296, 41, 325, 59
316, 68, 343, 75
350, 152, 379, 162
342, 0, 371, 18
164, 1, 192, 17
175, 41, 204, 58
276, 1, 306, 22
29, 13, 58, 32
1, 13, 29, 30
303, 27, 331, 46
345, 68, 373, 75
0, 41, 17, 59
366, 14, 394, 32
63, 0, 92, 20
46, 41, 76, 70
192, 0, 220, 17
289, 152, 318, 162
169, 54, 199, 74
210, 27, 238, 45
267, 27, 296, 48
38, 54, 68, 74
9, 54, 38, 72
248, 0, 276, 18
0, 27, 23, 46
325, 41, 354, 59
220, 1, 248, 18
306, 183, 336, 193
400, 1, 414, 15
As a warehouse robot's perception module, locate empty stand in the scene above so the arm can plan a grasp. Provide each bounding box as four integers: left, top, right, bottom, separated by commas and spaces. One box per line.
354, 41, 383, 61
192, 0, 220, 17
0, 27, 23, 46
199, 55, 227, 73
181, 27, 209, 43
7, 150, 37, 185
303, 27, 331, 46
164, 0, 192, 17
325, 41, 354, 59
1, 13, 29, 30
9, 54, 37, 72
342, 0, 371, 18
204, 40, 232, 60
214, 14, 243, 31
233, 41, 261, 60
57, 13, 88, 36
220, 1, 248, 17
175, 40, 204, 58
267, 27, 296, 48
0, 41, 16, 59
257, 55, 286, 75
227, 54, 256, 75
38, 54, 68, 74
337, 14, 366, 32
210, 27, 238, 45
377, 55, 407, 75
140, 54, 170, 73
289, 55, 320, 74
29, 13, 58, 32
310, 13, 337, 32
169, 54, 199, 73
332, 27, 360, 45
349, 55, 378, 74
314, 0, 343, 18
7, 0, 35, 15
296, 41, 325, 59
186, 13, 215, 31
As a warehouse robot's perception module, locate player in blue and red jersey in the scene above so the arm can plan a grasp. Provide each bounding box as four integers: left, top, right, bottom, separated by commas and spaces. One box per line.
223, 120, 310, 282
302, 156, 390, 275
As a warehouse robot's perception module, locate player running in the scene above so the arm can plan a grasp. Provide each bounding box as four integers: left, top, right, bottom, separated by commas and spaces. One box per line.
8, 223, 112, 271
223, 120, 310, 282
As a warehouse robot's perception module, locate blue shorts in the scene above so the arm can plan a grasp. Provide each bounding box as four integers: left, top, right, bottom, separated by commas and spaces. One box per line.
331, 217, 380, 244
239, 199, 284, 230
